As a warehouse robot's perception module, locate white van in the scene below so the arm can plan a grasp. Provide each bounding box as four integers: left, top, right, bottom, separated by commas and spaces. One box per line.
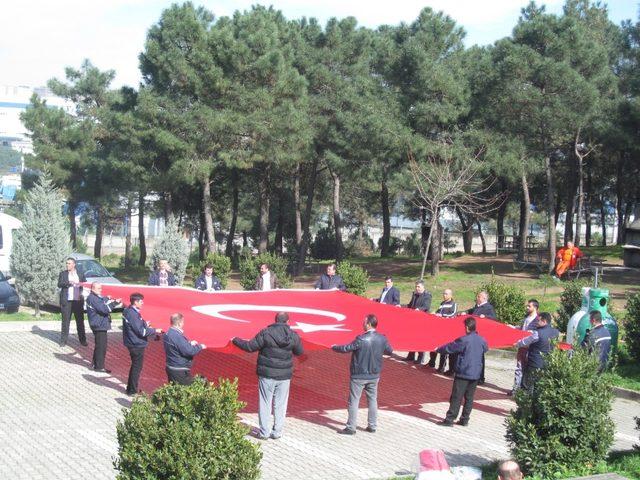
0, 212, 22, 275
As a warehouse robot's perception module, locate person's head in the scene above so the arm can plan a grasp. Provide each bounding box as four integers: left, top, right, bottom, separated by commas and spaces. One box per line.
497, 460, 522, 480
443, 288, 453, 301
203, 264, 214, 276
384, 277, 393, 288
537, 312, 551, 327
326, 264, 336, 276
170, 313, 184, 329
477, 291, 488, 305
275, 312, 289, 324
364, 314, 378, 331
464, 316, 476, 333
590, 310, 603, 326
526, 299, 539, 315
566, 240, 575, 249
158, 259, 169, 272
66, 257, 76, 271
91, 282, 102, 295
415, 280, 425, 294
260, 263, 270, 275
130, 292, 144, 308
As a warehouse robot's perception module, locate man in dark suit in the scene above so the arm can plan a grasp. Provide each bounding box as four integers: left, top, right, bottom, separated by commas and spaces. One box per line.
122, 293, 162, 396
148, 259, 176, 286
194, 264, 223, 291
58, 257, 87, 347
372, 277, 400, 305
437, 317, 488, 427
163, 313, 206, 385
405, 280, 432, 364
255, 263, 279, 291
460, 291, 496, 383
314, 264, 346, 291
86, 282, 120, 373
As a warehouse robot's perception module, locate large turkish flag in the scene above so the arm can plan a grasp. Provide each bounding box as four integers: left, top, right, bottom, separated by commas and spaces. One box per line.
97, 285, 529, 351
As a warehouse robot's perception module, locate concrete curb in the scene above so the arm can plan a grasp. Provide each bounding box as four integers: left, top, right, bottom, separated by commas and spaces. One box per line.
612, 386, 640, 401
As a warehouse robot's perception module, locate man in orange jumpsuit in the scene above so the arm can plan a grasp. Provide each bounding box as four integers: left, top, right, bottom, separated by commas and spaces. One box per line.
555, 241, 583, 277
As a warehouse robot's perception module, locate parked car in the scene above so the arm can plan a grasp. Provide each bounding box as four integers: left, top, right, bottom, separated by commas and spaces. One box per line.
0, 271, 20, 313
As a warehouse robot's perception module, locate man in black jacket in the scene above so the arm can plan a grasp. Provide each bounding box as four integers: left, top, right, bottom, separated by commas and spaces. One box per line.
314, 264, 346, 291
194, 264, 222, 291
581, 311, 612, 373
464, 291, 497, 319
406, 281, 432, 364
58, 257, 87, 347
436, 317, 488, 427
372, 277, 400, 305
122, 293, 163, 396
332, 314, 393, 435
233, 312, 303, 440
516, 312, 559, 391
163, 313, 206, 385
86, 282, 120, 373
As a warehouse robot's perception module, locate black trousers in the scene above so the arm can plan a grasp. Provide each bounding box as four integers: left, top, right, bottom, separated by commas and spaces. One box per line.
92, 330, 108, 369
406, 351, 425, 363
428, 352, 448, 370
60, 300, 86, 344
522, 365, 541, 392
445, 377, 479, 423
166, 367, 194, 386
126, 346, 146, 394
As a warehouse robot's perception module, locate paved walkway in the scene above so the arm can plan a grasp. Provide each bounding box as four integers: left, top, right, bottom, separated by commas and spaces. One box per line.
0, 322, 638, 480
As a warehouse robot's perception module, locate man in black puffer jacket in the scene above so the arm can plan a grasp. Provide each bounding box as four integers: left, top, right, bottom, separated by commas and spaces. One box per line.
233, 312, 303, 440
332, 314, 393, 435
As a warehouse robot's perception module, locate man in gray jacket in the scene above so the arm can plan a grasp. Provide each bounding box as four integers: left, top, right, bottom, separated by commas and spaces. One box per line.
332, 314, 393, 435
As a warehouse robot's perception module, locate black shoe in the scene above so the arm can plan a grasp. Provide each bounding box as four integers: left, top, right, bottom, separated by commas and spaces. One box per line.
437, 420, 454, 427
478, 379, 485, 385
337, 428, 356, 435
427, 362, 436, 368
405, 355, 415, 362
444, 370, 454, 377
456, 420, 469, 426
80, 341, 88, 346
365, 426, 376, 433
94, 368, 112, 373
436, 367, 445, 373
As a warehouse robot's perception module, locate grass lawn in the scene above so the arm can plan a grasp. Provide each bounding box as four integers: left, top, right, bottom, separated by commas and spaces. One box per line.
480, 449, 640, 479
609, 362, 640, 392
0, 310, 59, 322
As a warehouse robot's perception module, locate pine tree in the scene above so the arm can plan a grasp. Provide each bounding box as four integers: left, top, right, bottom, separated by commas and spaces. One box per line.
151, 216, 189, 285
10, 173, 70, 316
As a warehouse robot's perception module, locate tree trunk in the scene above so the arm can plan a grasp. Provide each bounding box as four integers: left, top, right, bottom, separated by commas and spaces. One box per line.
545, 155, 557, 274
623, 202, 632, 243
198, 210, 206, 260
258, 166, 270, 254
517, 171, 531, 261
599, 199, 607, 247
456, 208, 473, 254
125, 196, 133, 267
225, 169, 239, 258
554, 191, 562, 229
616, 156, 625, 245
380, 177, 391, 257
294, 163, 303, 246
430, 216, 441, 276
163, 192, 173, 221
296, 155, 320, 276
420, 213, 438, 279
202, 177, 216, 254
477, 220, 487, 254
331, 170, 344, 262
565, 153, 577, 244
138, 192, 147, 266
94, 206, 103, 259
68, 199, 77, 250
275, 189, 284, 256
585, 164, 593, 247
34, 302, 40, 318
496, 188, 508, 248
574, 134, 585, 245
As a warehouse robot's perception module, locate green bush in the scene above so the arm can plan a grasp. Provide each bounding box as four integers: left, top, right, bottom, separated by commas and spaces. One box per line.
337, 261, 369, 296
188, 253, 232, 289
310, 227, 336, 260
624, 292, 640, 363
119, 245, 141, 268
75, 237, 89, 254
557, 280, 589, 333
238, 252, 291, 290
346, 231, 376, 256
402, 232, 422, 257
478, 279, 526, 326
506, 348, 614, 478
114, 377, 261, 480
101, 253, 121, 269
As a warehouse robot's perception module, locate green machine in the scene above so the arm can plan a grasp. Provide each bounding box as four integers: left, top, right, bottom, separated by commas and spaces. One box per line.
574, 288, 618, 350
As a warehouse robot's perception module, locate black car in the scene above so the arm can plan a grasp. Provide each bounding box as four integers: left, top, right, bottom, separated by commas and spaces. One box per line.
0, 271, 20, 313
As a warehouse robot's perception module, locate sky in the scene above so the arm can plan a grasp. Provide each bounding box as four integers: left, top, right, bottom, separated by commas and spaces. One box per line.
1, 0, 637, 89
